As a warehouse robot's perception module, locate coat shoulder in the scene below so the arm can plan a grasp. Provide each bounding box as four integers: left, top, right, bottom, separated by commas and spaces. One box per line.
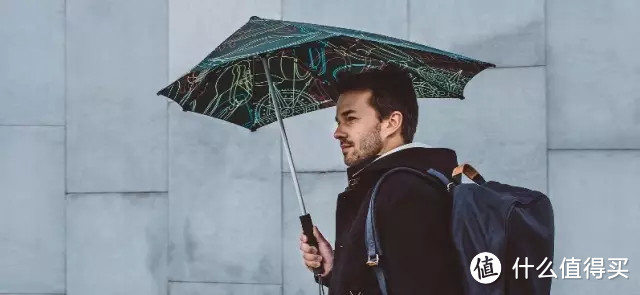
373, 169, 446, 208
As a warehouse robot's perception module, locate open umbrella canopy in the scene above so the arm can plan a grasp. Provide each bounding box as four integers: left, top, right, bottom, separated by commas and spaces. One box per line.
157, 16, 494, 131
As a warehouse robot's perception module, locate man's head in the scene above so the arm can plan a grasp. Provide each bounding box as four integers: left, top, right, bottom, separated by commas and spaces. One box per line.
333, 66, 419, 167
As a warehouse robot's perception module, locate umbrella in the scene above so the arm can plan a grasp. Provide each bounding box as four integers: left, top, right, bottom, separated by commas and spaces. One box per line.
157, 16, 494, 276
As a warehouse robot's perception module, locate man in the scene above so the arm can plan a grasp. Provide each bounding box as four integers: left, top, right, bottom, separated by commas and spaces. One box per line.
299, 66, 463, 294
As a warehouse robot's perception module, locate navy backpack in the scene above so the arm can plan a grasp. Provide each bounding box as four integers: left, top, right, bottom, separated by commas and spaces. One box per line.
365, 164, 555, 295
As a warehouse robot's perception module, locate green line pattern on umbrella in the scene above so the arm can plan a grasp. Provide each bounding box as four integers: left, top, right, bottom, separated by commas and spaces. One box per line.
158, 16, 494, 131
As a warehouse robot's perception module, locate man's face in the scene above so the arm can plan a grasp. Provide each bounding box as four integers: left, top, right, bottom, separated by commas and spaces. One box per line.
334, 89, 384, 167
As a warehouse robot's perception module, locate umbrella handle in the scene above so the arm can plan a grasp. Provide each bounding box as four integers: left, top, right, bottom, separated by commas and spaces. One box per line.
300, 213, 325, 276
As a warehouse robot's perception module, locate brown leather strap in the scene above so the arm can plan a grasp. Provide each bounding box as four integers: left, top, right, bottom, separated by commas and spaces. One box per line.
452, 163, 486, 184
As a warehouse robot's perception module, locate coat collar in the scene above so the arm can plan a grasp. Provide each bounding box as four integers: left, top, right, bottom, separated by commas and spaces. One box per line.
370, 142, 433, 164
345, 142, 458, 183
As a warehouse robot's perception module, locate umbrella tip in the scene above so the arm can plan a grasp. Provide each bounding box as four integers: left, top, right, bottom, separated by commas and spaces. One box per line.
250, 16, 260, 21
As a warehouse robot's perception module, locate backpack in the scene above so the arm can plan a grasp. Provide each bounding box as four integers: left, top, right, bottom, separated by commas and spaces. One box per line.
365, 164, 555, 295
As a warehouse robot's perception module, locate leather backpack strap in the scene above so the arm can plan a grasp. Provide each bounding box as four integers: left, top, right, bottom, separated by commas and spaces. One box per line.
452, 163, 486, 184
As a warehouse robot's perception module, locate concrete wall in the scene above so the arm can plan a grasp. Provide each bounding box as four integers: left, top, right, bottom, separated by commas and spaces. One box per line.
0, 0, 638, 294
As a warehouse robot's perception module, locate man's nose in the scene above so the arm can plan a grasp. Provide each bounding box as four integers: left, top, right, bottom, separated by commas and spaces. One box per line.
333, 125, 346, 140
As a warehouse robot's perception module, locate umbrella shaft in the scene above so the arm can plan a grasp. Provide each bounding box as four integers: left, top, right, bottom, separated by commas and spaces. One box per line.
260, 57, 308, 216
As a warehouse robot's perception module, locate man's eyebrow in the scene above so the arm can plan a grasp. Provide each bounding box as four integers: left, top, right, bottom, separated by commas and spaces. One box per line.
335, 110, 356, 122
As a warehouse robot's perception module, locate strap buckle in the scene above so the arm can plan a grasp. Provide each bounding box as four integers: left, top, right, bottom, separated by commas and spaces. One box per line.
366, 254, 380, 267
446, 182, 455, 192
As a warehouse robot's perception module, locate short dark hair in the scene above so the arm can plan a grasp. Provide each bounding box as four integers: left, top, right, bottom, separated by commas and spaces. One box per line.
335, 65, 419, 143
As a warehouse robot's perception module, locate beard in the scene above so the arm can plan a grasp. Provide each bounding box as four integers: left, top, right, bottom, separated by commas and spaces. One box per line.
344, 123, 383, 167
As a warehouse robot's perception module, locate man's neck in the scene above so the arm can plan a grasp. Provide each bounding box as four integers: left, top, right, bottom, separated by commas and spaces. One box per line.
377, 138, 405, 156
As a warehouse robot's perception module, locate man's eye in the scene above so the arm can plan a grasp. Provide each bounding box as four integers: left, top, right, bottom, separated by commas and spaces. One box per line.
347, 117, 356, 121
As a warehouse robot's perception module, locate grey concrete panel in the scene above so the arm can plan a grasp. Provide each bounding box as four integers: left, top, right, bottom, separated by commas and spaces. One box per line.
549, 151, 640, 294
66, 193, 168, 295
280, 108, 345, 173
283, 0, 408, 39
170, 282, 281, 295
168, 105, 282, 283
409, 0, 545, 67
415, 67, 547, 193
169, 0, 281, 79
548, 0, 640, 149
66, 0, 168, 192
282, 172, 345, 295
0, 0, 65, 125
0, 127, 65, 293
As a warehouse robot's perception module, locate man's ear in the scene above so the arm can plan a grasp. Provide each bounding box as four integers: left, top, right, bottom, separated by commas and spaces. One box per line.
381, 111, 403, 139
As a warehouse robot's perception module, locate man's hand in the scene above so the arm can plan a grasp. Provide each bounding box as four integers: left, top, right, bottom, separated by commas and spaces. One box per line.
299, 226, 333, 277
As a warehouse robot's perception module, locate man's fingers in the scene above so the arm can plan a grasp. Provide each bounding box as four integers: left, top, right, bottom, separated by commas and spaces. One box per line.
300, 230, 326, 272
303, 253, 315, 261
304, 259, 322, 269
299, 243, 317, 254
303, 253, 322, 262
302, 244, 323, 269
306, 261, 321, 269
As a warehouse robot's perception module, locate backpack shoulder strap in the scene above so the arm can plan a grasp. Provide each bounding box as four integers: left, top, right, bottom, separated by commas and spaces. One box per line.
426, 168, 454, 190
365, 167, 455, 295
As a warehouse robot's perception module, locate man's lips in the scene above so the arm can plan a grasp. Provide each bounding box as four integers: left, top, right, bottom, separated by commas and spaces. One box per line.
341, 144, 352, 152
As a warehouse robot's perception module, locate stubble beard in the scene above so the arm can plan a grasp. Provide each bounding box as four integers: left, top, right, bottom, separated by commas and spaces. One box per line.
344, 123, 383, 167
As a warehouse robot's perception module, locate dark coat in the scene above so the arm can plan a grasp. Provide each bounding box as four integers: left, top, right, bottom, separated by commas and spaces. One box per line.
319, 146, 464, 295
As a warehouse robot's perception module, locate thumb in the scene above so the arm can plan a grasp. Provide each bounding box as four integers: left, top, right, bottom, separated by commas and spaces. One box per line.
313, 226, 327, 242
